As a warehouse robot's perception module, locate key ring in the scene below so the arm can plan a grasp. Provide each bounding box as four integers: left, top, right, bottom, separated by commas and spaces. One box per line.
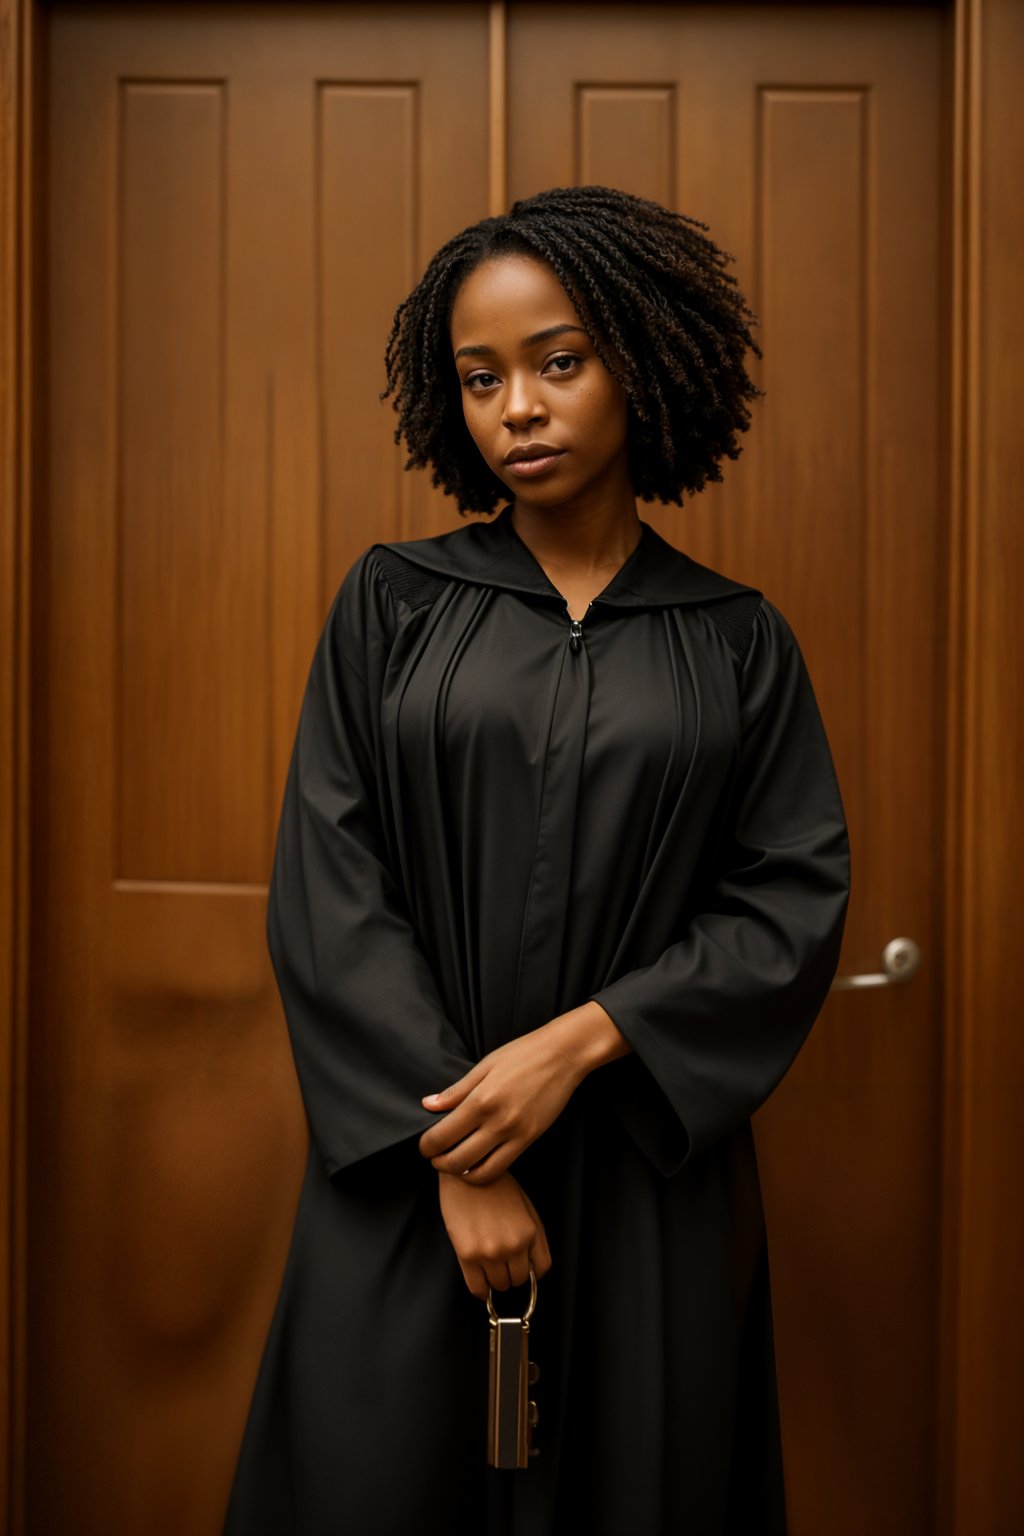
486, 1265, 537, 1323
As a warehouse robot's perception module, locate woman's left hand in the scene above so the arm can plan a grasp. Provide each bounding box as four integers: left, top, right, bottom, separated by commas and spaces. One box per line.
418, 1002, 631, 1182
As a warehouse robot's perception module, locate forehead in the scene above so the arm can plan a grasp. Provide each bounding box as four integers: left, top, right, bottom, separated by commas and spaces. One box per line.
449, 255, 578, 345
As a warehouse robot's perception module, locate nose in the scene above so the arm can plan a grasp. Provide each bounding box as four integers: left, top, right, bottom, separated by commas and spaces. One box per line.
502, 370, 547, 430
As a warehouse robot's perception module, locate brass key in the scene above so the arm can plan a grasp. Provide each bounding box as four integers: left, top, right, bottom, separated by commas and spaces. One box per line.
485, 1266, 540, 1468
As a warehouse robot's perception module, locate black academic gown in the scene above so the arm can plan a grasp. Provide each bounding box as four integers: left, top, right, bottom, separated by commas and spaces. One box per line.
222, 505, 850, 1536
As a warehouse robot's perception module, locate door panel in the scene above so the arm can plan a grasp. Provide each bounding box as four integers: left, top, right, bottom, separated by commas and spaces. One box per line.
507, 7, 944, 1533
35, 3, 945, 1533
35, 6, 490, 1532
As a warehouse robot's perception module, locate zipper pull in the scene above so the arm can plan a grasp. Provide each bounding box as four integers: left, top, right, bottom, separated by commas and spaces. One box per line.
566, 599, 592, 654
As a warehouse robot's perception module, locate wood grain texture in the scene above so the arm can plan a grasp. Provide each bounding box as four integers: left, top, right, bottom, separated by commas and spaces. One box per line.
32, 7, 491, 1533
4, 1, 1022, 1532
576, 84, 675, 201
507, 10, 945, 1528
319, 82, 419, 555
116, 79, 272, 886
0, 0, 37, 1530
488, 0, 506, 216
941, 2, 1024, 1531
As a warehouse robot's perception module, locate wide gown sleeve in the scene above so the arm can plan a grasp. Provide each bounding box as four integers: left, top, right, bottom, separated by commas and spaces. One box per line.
266, 550, 477, 1178
587, 597, 851, 1178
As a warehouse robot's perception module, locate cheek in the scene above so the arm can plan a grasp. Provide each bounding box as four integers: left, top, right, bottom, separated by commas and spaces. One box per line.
459, 394, 484, 437
566, 382, 600, 417
599, 383, 630, 440
461, 398, 499, 461
575, 381, 628, 441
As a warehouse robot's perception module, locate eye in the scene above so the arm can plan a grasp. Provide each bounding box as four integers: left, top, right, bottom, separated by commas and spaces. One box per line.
463, 370, 500, 392
544, 353, 581, 376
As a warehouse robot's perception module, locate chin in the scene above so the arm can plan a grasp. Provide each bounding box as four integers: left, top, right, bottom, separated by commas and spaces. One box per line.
506, 474, 582, 503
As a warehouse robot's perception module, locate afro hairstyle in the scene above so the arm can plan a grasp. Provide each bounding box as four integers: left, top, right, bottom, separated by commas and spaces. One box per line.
380, 184, 765, 515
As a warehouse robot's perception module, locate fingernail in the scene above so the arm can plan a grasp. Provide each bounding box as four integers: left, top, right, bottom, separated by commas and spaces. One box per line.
423, 1093, 439, 1104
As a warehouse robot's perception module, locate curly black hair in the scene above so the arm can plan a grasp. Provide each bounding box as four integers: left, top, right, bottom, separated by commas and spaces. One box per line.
380, 184, 765, 516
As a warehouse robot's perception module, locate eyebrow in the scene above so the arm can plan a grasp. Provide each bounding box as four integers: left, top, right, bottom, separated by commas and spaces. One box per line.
454, 323, 588, 362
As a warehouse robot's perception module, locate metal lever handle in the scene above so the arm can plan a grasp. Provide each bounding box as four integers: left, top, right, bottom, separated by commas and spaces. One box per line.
831, 936, 921, 991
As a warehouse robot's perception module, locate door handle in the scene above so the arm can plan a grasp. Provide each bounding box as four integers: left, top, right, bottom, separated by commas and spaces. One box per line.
831, 936, 922, 991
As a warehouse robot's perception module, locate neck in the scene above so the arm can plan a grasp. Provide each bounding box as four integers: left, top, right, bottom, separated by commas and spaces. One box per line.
509, 479, 642, 576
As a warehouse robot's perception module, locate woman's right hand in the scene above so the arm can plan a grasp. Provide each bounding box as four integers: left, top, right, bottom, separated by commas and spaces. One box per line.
437, 1168, 552, 1301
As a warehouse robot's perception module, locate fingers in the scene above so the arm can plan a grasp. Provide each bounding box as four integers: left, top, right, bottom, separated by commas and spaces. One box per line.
458, 1240, 549, 1299
505, 1253, 532, 1288
427, 1127, 488, 1173
459, 1260, 515, 1303
422, 1062, 485, 1110
432, 1137, 514, 1182
440, 1169, 549, 1300
530, 1230, 553, 1280
459, 1261, 489, 1303
419, 1070, 528, 1162
418, 1099, 477, 1159
518, 1191, 553, 1279
454, 1240, 536, 1301
420, 1062, 485, 1124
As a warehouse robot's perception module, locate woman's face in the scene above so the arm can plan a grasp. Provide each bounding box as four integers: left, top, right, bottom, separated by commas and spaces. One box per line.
449, 255, 632, 512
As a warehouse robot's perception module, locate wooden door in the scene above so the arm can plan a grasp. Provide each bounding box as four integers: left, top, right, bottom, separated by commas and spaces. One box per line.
34, 5, 491, 1532
506, 5, 946, 1531
33, 2, 946, 1533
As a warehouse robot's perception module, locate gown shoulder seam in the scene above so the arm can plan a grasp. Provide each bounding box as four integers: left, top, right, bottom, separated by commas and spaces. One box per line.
700, 591, 764, 666
369, 545, 451, 613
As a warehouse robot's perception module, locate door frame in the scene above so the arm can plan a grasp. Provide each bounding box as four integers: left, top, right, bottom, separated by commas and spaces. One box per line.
1, 0, 42, 1526
1, 3, 1019, 1532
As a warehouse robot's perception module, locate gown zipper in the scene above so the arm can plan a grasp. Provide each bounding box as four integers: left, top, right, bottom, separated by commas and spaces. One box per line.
567, 599, 593, 654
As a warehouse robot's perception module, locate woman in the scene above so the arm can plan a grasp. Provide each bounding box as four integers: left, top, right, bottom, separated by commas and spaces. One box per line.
223, 185, 850, 1536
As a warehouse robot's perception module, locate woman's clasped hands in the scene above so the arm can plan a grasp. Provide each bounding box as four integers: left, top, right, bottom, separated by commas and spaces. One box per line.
422, 1021, 582, 1298
421, 1004, 629, 1297
418, 1017, 587, 1184
417, 1001, 629, 1179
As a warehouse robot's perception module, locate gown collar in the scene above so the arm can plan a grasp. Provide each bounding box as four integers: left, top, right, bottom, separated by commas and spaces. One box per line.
374, 503, 759, 611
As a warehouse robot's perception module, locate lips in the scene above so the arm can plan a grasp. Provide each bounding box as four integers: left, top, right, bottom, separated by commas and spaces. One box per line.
504, 450, 565, 479
504, 443, 563, 465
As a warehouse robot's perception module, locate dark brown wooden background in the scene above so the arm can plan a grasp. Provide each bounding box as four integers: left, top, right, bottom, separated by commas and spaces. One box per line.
2, 3, 1021, 1534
